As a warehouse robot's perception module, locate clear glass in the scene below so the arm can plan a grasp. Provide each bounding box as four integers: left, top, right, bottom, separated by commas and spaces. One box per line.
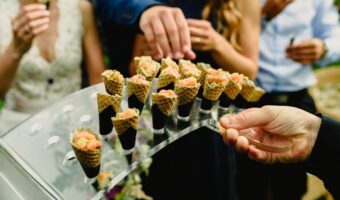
1, 82, 291, 200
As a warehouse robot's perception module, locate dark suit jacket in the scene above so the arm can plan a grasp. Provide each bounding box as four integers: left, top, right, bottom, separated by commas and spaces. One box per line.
307, 115, 340, 199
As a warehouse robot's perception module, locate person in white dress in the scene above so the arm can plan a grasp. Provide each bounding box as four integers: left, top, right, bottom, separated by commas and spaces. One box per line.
0, 0, 106, 134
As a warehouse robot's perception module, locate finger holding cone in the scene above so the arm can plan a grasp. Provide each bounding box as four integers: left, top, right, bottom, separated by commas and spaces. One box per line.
70, 128, 102, 178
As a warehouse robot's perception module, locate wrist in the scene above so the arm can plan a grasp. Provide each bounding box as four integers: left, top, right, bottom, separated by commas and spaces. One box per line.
8, 41, 25, 61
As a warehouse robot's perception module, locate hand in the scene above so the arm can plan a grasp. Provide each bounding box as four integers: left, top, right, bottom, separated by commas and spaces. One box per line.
11, 4, 50, 55
139, 6, 196, 60
188, 19, 221, 51
286, 39, 326, 64
262, 0, 294, 20
219, 106, 321, 164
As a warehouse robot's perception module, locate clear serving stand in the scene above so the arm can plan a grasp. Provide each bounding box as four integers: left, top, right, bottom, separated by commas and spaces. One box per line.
0, 81, 289, 200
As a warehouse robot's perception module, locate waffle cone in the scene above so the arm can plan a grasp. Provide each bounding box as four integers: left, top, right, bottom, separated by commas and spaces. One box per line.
196, 63, 211, 85
203, 81, 226, 101
157, 73, 177, 89
241, 87, 265, 102
112, 108, 139, 134
127, 79, 151, 103
97, 93, 122, 113
175, 83, 200, 105
152, 93, 177, 116
103, 78, 124, 96
134, 56, 152, 69
224, 80, 242, 100
161, 57, 178, 71
70, 129, 101, 168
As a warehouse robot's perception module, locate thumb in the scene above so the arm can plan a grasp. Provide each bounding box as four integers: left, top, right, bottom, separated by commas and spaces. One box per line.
219, 107, 271, 130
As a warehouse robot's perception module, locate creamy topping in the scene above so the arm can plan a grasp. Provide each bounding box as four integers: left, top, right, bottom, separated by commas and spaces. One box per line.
129, 74, 149, 85
161, 57, 179, 71
206, 69, 228, 84
180, 64, 201, 79
178, 77, 198, 87
101, 70, 124, 82
230, 73, 244, 86
116, 108, 139, 119
138, 60, 159, 77
160, 66, 180, 78
73, 130, 101, 151
158, 89, 176, 98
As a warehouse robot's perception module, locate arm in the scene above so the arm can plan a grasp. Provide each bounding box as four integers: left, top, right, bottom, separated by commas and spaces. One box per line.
286, 0, 340, 65
189, 0, 260, 80
80, 0, 106, 85
0, 4, 49, 98
219, 106, 340, 198
312, 0, 340, 66
306, 116, 340, 199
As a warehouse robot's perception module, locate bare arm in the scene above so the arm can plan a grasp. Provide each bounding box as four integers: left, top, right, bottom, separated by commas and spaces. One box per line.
211, 0, 260, 80
80, 0, 106, 85
0, 4, 49, 98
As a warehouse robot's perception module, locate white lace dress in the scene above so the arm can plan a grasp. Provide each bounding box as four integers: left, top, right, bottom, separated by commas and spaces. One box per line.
0, 0, 83, 134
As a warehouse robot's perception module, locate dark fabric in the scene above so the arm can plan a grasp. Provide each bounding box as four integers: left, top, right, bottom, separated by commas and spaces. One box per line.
237, 88, 316, 200
141, 127, 235, 200
306, 115, 340, 199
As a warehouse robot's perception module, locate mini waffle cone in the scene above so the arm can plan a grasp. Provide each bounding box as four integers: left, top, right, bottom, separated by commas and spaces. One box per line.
224, 80, 242, 100
203, 80, 227, 101
127, 79, 151, 103
112, 108, 139, 134
134, 56, 152, 69
175, 83, 200, 105
70, 129, 101, 168
240, 78, 256, 102
152, 93, 177, 116
137, 61, 160, 81
161, 57, 178, 71
103, 78, 124, 96
157, 73, 177, 89
97, 93, 122, 113
242, 87, 265, 102
196, 63, 211, 85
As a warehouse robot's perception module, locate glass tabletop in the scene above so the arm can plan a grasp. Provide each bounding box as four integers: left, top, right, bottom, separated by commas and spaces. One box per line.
0, 81, 232, 200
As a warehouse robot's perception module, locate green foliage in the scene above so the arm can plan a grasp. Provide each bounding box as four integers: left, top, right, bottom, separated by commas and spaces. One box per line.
0, 100, 3, 110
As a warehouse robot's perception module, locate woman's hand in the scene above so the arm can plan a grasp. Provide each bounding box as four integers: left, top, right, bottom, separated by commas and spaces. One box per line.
219, 106, 321, 164
11, 4, 49, 55
188, 19, 222, 51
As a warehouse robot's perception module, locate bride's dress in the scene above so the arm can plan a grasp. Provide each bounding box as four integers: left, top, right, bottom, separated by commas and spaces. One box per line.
0, 0, 84, 134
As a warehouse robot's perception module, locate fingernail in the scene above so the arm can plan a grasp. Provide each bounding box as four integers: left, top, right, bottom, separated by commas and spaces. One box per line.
175, 52, 183, 60
166, 53, 173, 58
183, 45, 190, 52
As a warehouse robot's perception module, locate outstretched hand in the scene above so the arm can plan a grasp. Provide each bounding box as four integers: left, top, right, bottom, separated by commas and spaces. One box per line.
139, 6, 196, 61
219, 106, 321, 164
11, 4, 50, 55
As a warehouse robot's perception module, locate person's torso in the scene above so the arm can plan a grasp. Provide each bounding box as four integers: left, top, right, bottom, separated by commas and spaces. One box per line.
257, 0, 318, 92
0, 0, 84, 113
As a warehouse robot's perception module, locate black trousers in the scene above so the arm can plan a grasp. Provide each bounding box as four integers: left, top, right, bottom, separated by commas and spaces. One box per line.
237, 89, 316, 200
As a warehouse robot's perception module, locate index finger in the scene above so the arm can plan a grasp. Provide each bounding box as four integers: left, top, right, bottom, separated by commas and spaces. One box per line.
173, 9, 191, 54
14, 4, 47, 21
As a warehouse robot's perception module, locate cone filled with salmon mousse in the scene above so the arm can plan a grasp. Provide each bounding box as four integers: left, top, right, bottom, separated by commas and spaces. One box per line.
151, 90, 177, 134
157, 65, 180, 92
102, 70, 124, 96
200, 69, 228, 112
70, 128, 102, 178
175, 77, 200, 120
112, 108, 139, 163
127, 74, 151, 114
